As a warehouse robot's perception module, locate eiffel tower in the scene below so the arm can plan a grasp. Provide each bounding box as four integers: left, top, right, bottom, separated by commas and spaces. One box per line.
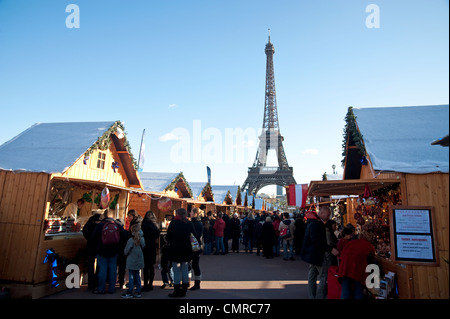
242, 31, 296, 194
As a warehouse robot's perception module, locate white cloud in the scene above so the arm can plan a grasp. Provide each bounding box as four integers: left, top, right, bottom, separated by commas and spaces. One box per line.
168, 104, 177, 108
302, 148, 319, 155
159, 132, 180, 142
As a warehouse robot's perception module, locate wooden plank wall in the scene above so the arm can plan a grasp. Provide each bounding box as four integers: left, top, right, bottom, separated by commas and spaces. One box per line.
0, 171, 50, 283
359, 165, 449, 298
33, 235, 87, 284
61, 143, 129, 187
403, 173, 449, 299
128, 192, 151, 217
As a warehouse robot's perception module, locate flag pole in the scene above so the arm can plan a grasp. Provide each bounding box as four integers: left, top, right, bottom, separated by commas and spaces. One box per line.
138, 129, 145, 171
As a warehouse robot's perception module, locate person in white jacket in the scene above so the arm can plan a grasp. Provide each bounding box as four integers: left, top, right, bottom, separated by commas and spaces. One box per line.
122, 224, 145, 298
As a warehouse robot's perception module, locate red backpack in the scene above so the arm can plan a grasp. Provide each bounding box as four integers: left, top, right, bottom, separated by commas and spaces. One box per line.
101, 221, 120, 245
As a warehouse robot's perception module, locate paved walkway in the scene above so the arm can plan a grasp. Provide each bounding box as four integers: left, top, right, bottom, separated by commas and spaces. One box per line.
45, 247, 311, 300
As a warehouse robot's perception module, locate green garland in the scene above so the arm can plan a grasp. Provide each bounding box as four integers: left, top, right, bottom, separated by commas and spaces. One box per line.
84, 121, 138, 170
341, 106, 367, 168
109, 194, 119, 209
164, 172, 193, 197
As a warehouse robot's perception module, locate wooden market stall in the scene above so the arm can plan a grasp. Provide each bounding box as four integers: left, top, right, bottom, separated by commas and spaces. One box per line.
312, 105, 449, 299
187, 182, 216, 217
0, 121, 143, 298
128, 172, 192, 228
212, 185, 239, 216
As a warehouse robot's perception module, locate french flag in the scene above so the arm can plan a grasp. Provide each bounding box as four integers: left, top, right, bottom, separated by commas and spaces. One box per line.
287, 184, 308, 208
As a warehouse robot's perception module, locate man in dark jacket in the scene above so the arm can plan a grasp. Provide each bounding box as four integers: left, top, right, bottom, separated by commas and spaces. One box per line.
301, 206, 339, 299
166, 208, 197, 297
92, 209, 126, 294
82, 211, 102, 291
189, 207, 203, 291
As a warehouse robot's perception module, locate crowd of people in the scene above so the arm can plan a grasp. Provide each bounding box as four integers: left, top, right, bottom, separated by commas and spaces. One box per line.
81, 205, 375, 299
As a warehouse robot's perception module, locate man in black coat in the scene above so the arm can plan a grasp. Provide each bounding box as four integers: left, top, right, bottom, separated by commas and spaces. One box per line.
189, 207, 203, 291
301, 206, 339, 299
82, 211, 102, 291
166, 208, 196, 297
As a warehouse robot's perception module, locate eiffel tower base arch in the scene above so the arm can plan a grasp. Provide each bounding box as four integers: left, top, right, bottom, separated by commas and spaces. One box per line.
242, 167, 296, 194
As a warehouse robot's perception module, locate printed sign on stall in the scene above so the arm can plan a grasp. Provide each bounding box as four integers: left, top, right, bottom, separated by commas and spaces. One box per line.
389, 206, 438, 265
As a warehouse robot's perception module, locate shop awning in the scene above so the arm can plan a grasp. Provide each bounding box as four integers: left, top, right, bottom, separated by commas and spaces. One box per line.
50, 175, 150, 194
307, 179, 400, 197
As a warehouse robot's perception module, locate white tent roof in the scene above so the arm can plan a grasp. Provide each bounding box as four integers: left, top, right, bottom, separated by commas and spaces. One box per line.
139, 172, 180, 193
353, 105, 449, 174
189, 182, 208, 198
0, 121, 116, 173
211, 185, 238, 204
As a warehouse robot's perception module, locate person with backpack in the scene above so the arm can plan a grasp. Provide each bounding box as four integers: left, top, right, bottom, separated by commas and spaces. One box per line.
92, 209, 126, 294
272, 213, 281, 257
121, 223, 145, 298
279, 212, 296, 261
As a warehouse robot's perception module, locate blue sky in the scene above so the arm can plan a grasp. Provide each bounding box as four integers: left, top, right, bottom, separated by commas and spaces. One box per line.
0, 0, 448, 195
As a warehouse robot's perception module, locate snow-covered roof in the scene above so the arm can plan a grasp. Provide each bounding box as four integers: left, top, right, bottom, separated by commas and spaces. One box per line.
211, 185, 238, 204
139, 172, 180, 193
189, 182, 215, 201
0, 121, 116, 173
189, 182, 207, 198
353, 105, 449, 174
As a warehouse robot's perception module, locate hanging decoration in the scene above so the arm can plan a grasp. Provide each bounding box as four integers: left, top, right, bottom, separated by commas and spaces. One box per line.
360, 156, 368, 166
111, 162, 119, 173
352, 183, 401, 259
100, 187, 110, 209
43, 249, 59, 288
43, 248, 85, 287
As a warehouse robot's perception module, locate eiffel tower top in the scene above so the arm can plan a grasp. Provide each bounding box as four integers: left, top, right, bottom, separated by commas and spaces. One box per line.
262, 29, 279, 131
265, 28, 274, 54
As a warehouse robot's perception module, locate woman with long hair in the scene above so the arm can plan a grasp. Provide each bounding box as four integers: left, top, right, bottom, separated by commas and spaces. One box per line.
141, 211, 160, 291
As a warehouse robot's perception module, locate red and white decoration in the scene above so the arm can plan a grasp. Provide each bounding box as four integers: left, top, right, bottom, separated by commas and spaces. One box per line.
287, 184, 308, 208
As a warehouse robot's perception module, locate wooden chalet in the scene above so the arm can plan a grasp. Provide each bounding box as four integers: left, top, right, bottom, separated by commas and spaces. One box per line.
128, 172, 192, 227
308, 105, 449, 299
211, 185, 239, 215
187, 182, 216, 216
0, 121, 143, 298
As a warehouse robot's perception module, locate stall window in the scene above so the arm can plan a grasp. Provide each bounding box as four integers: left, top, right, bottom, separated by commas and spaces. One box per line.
97, 152, 106, 169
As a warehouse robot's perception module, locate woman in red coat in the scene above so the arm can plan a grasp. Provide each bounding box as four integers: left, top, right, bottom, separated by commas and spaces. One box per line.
213, 212, 226, 255
338, 230, 375, 299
